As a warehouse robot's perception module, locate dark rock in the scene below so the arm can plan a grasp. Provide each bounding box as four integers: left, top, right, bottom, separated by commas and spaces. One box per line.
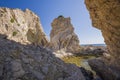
80, 46, 106, 56
0, 34, 86, 80
80, 67, 94, 80
88, 59, 120, 80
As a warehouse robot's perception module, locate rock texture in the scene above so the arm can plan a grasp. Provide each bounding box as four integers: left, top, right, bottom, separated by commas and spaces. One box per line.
50, 16, 81, 53
80, 45, 106, 56
85, 0, 120, 67
85, 0, 120, 79
0, 8, 86, 80
0, 8, 48, 46
0, 34, 86, 80
88, 59, 120, 80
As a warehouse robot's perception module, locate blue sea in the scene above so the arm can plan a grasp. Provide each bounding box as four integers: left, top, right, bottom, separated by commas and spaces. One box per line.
80, 44, 106, 46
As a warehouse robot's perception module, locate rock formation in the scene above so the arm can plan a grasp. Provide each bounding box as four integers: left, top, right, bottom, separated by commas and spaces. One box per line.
80, 45, 106, 56
0, 8, 86, 80
88, 59, 120, 80
0, 8, 48, 46
85, 0, 120, 79
50, 16, 81, 53
0, 34, 86, 80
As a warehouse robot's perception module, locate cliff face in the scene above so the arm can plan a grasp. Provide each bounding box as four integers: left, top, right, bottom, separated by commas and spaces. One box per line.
50, 16, 81, 53
85, 0, 120, 79
85, 0, 120, 67
0, 8, 48, 46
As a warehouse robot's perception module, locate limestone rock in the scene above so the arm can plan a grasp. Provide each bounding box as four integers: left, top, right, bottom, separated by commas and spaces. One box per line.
0, 7, 48, 46
85, 0, 120, 79
85, 0, 120, 67
50, 16, 81, 53
0, 34, 86, 80
88, 59, 120, 80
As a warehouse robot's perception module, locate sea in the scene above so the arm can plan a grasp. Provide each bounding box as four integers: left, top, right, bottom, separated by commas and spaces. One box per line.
80, 44, 106, 46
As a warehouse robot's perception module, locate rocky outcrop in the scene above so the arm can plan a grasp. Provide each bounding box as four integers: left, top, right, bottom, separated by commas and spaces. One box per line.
0, 8, 86, 80
85, 0, 120, 79
85, 0, 120, 67
50, 16, 81, 53
0, 34, 86, 80
0, 8, 48, 46
80, 45, 106, 56
88, 59, 120, 80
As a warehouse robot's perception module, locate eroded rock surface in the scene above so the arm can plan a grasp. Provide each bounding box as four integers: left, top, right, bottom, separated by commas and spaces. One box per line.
0, 8, 86, 80
85, 0, 120, 67
0, 8, 48, 46
80, 45, 106, 56
0, 34, 86, 80
85, 0, 120, 79
50, 16, 81, 53
88, 59, 120, 80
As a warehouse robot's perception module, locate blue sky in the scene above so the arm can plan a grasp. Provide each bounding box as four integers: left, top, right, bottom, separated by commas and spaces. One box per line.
0, 0, 104, 44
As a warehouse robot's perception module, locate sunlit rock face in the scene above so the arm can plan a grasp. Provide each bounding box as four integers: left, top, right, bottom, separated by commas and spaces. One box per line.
85, 0, 120, 67
50, 16, 81, 53
85, 0, 120, 80
0, 8, 48, 46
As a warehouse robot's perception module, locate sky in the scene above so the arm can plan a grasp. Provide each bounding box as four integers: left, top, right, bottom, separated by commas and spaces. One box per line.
0, 0, 105, 44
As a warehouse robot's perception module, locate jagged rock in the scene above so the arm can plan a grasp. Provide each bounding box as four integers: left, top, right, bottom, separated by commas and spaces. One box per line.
50, 16, 81, 53
0, 7, 48, 46
88, 59, 120, 80
0, 34, 86, 80
85, 0, 120, 67
0, 8, 86, 80
85, 0, 120, 80
80, 45, 106, 56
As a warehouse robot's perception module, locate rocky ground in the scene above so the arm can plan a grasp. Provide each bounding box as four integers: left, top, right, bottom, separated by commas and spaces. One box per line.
79, 45, 107, 56
0, 34, 87, 80
1, 2, 120, 79
53, 45, 106, 58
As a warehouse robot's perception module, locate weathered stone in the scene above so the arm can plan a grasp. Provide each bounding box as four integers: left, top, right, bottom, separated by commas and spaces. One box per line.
0, 7, 48, 46
80, 67, 94, 80
0, 34, 86, 80
80, 45, 106, 56
50, 16, 81, 53
85, 0, 120, 79
88, 59, 120, 80
85, 0, 120, 67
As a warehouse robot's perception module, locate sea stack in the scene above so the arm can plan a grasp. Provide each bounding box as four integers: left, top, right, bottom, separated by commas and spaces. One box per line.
50, 16, 81, 53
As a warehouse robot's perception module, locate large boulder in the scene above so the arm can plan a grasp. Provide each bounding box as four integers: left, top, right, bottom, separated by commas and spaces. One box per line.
50, 16, 81, 53
0, 34, 86, 80
0, 7, 48, 46
88, 59, 120, 80
85, 0, 120, 79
